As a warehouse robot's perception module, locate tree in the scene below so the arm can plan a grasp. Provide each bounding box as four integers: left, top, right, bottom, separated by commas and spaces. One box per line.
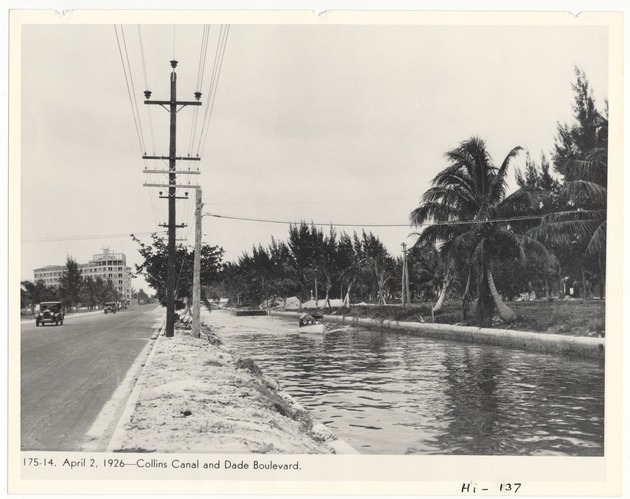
79, 276, 99, 311
287, 223, 326, 302
136, 288, 150, 303
132, 233, 224, 309
59, 256, 83, 312
337, 233, 363, 307
411, 137, 556, 326
21, 280, 49, 313
408, 241, 449, 309
360, 231, 396, 306
553, 67, 606, 178
529, 69, 608, 299
267, 238, 299, 306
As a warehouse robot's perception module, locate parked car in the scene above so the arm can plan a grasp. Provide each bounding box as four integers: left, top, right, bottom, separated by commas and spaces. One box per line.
104, 302, 117, 314
35, 301, 65, 327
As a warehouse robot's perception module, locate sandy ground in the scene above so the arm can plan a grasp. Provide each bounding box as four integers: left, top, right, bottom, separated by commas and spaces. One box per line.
109, 313, 337, 454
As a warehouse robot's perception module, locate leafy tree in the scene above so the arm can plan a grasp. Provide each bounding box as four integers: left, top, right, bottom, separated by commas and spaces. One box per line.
360, 230, 396, 305
337, 232, 363, 307
529, 69, 607, 298
287, 223, 326, 301
135, 288, 150, 303
553, 66, 606, 177
132, 233, 224, 309
102, 279, 120, 303
79, 276, 99, 310
21, 280, 50, 312
410, 137, 556, 326
59, 256, 83, 312
267, 238, 299, 306
408, 242, 447, 305
318, 227, 340, 310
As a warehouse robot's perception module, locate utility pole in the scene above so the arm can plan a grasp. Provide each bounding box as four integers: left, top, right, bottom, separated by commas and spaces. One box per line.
143, 60, 202, 337
401, 243, 407, 308
405, 245, 411, 305
192, 189, 203, 338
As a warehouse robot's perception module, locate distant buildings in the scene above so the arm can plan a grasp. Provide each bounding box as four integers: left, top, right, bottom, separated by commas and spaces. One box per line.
33, 248, 133, 302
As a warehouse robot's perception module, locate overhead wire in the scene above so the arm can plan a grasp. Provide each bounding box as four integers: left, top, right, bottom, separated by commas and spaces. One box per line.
119, 26, 148, 155
135, 25, 163, 229
114, 25, 146, 158
196, 24, 230, 157
188, 25, 210, 158
202, 212, 572, 228
115, 24, 163, 234
22, 231, 167, 243
137, 25, 157, 155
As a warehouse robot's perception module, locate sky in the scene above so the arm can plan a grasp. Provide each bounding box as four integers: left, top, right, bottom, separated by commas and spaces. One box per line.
18, 14, 611, 293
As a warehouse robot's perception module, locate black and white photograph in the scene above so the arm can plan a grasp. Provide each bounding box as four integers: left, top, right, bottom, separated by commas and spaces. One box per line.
8, 6, 624, 496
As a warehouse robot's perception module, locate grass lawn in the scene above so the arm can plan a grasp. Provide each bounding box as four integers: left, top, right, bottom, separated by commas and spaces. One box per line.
333, 299, 606, 338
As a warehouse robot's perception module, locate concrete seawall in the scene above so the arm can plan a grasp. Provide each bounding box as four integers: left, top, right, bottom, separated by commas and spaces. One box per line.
269, 310, 604, 358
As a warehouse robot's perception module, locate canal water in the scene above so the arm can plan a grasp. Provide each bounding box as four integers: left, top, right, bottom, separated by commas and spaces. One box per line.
207, 310, 604, 456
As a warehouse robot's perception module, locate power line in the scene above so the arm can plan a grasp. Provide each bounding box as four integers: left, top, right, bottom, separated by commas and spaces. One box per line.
203, 212, 561, 228
196, 24, 230, 157
204, 195, 420, 207
137, 25, 157, 155
114, 25, 146, 157
22, 231, 166, 243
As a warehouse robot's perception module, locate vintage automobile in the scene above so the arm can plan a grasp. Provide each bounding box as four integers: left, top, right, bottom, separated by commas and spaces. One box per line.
35, 301, 65, 327
104, 302, 117, 314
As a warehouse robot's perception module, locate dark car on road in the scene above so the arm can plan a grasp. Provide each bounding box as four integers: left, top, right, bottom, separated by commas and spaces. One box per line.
104, 302, 117, 314
35, 301, 65, 327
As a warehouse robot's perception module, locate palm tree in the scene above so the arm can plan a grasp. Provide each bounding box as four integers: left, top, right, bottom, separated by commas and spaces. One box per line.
527, 146, 607, 297
410, 137, 556, 326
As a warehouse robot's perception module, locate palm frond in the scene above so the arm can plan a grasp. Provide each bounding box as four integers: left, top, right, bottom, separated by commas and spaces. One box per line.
561, 180, 607, 207
489, 146, 523, 203
499, 186, 553, 216
539, 209, 606, 224
562, 147, 607, 184
527, 217, 601, 248
585, 221, 606, 257
410, 202, 461, 226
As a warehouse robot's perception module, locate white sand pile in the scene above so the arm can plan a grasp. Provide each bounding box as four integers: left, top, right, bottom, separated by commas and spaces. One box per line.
110, 324, 334, 454
300, 298, 344, 309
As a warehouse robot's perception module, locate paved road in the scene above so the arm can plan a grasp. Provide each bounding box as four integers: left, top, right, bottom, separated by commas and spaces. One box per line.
21, 304, 162, 451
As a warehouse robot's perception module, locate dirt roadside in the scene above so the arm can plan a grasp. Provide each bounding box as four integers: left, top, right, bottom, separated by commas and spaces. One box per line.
105, 319, 353, 455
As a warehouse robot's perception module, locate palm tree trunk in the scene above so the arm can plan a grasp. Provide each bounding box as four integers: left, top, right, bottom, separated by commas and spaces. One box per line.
343, 283, 353, 308
581, 268, 588, 301
486, 268, 516, 322
433, 274, 451, 313
432, 285, 447, 313
462, 269, 472, 321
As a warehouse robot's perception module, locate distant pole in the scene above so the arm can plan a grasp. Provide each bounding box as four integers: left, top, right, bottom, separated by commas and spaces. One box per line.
192, 189, 203, 338
405, 245, 411, 304
401, 243, 407, 308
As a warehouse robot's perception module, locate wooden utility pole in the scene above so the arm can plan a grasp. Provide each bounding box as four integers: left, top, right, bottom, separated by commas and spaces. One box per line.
401, 243, 407, 308
192, 189, 203, 338
405, 245, 411, 305
143, 60, 201, 337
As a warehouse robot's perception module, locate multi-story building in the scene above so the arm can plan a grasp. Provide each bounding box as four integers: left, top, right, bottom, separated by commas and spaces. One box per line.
33, 248, 133, 302
33, 265, 66, 287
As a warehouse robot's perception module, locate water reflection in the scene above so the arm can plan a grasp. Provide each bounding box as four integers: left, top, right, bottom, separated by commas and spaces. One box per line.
211, 311, 604, 455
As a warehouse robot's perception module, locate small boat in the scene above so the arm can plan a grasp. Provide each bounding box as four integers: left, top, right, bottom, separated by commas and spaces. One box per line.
298, 313, 325, 333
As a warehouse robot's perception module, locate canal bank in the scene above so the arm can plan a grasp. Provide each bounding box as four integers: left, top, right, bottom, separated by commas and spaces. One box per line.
105, 318, 357, 455
268, 310, 604, 358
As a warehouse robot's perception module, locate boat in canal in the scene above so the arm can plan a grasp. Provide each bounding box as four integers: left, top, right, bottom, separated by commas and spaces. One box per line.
298, 313, 325, 333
